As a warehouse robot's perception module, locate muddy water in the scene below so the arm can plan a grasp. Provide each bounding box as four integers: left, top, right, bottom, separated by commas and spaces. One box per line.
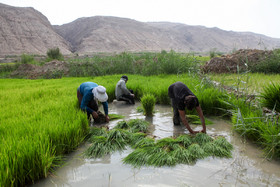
32, 102, 280, 187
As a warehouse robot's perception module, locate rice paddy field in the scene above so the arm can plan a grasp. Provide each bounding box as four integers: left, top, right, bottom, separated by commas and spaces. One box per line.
1, 51, 280, 186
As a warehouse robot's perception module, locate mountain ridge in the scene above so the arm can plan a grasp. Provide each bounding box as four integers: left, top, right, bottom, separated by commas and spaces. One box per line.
1, 3, 280, 56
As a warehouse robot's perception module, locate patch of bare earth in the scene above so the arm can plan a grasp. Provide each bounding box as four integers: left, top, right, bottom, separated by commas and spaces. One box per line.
11, 60, 69, 79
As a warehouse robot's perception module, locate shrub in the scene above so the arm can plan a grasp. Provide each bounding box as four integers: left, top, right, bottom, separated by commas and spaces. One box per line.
47, 47, 63, 61
20, 54, 35, 64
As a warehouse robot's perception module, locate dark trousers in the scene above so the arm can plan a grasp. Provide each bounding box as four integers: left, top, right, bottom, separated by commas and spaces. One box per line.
171, 98, 181, 126
77, 87, 98, 119
118, 89, 135, 104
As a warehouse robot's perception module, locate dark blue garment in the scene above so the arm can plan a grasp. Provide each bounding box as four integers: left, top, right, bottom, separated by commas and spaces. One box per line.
79, 82, 108, 115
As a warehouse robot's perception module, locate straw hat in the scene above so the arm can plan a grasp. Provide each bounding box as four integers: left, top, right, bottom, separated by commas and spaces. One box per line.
92, 86, 108, 102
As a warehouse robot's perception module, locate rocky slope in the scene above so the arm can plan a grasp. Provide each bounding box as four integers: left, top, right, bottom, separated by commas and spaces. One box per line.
54, 16, 280, 55
0, 3, 72, 56
1, 3, 280, 56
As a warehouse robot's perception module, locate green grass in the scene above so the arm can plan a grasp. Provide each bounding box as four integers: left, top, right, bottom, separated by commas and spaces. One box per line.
208, 73, 280, 95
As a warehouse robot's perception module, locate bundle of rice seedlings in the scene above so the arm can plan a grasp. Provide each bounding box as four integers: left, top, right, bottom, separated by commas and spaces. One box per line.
107, 129, 132, 151
175, 135, 192, 148
192, 133, 213, 146
201, 142, 216, 156
113, 120, 129, 129
84, 136, 111, 158
188, 143, 206, 160
127, 119, 149, 133
147, 148, 177, 167
213, 136, 234, 152
132, 137, 155, 149
186, 115, 213, 125
123, 147, 160, 167
86, 127, 108, 140
170, 146, 193, 164
108, 114, 125, 120
155, 137, 179, 150
130, 132, 147, 146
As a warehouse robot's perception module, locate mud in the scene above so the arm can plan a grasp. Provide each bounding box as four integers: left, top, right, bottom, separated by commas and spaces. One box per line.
31, 102, 280, 187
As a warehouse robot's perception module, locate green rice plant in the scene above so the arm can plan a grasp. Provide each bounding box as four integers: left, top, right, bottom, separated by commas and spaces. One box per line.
108, 113, 125, 120
129, 132, 147, 146
186, 115, 213, 125
213, 136, 234, 152
127, 119, 150, 133
107, 129, 131, 151
87, 127, 108, 139
192, 133, 213, 146
170, 146, 193, 164
202, 142, 232, 158
147, 148, 177, 167
84, 136, 111, 158
113, 120, 129, 129
260, 83, 280, 112
132, 137, 155, 149
187, 143, 206, 160
175, 135, 193, 148
155, 137, 179, 150
141, 94, 156, 116
123, 147, 161, 167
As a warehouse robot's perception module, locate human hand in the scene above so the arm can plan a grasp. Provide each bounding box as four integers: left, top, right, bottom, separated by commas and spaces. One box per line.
131, 94, 135, 97
200, 129, 207, 133
105, 115, 110, 123
92, 111, 98, 119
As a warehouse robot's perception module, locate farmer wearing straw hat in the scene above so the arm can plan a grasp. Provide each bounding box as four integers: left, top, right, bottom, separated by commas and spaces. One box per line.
115, 75, 135, 104
77, 82, 110, 123
168, 81, 206, 134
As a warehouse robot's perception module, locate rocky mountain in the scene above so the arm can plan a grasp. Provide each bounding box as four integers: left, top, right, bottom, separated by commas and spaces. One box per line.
54, 16, 280, 55
0, 3, 71, 56
1, 3, 280, 56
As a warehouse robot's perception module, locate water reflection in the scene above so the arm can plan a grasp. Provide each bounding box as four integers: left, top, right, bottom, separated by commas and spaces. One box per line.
31, 102, 280, 187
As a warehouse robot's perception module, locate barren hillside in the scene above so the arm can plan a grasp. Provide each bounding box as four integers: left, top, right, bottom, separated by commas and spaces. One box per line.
0, 3, 72, 56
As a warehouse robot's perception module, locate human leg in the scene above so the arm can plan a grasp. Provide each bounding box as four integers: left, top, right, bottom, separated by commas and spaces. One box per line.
171, 99, 180, 126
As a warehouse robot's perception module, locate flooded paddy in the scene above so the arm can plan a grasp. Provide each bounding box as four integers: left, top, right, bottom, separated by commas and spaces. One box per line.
32, 102, 280, 187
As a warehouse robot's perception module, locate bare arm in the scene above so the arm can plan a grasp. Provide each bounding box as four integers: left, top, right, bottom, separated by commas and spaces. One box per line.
179, 110, 197, 134
195, 105, 206, 133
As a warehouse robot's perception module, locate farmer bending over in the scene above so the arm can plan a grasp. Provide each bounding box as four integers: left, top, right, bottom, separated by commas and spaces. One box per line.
77, 82, 110, 123
115, 75, 135, 104
168, 81, 206, 134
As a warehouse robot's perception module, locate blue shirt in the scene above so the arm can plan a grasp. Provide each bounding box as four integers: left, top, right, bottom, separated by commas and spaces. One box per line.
79, 82, 108, 115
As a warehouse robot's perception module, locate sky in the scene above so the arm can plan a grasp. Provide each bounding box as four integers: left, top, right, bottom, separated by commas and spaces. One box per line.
1, 0, 280, 39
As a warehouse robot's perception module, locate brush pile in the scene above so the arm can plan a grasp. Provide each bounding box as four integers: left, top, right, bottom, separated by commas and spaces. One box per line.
84, 119, 233, 167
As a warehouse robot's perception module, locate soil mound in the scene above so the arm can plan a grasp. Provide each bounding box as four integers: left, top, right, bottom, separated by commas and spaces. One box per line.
202, 49, 272, 73
11, 60, 69, 79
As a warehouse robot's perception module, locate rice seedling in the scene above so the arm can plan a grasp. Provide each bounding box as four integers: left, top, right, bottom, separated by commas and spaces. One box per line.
170, 146, 193, 164
155, 137, 179, 150
213, 136, 234, 152
87, 127, 108, 139
175, 134, 193, 148
132, 137, 155, 149
108, 113, 125, 120
127, 119, 150, 133
122, 147, 157, 168
186, 115, 213, 125
107, 129, 132, 151
147, 148, 177, 167
113, 120, 129, 129
192, 133, 214, 146
84, 136, 111, 158
187, 143, 206, 160
141, 94, 156, 116
129, 132, 147, 146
